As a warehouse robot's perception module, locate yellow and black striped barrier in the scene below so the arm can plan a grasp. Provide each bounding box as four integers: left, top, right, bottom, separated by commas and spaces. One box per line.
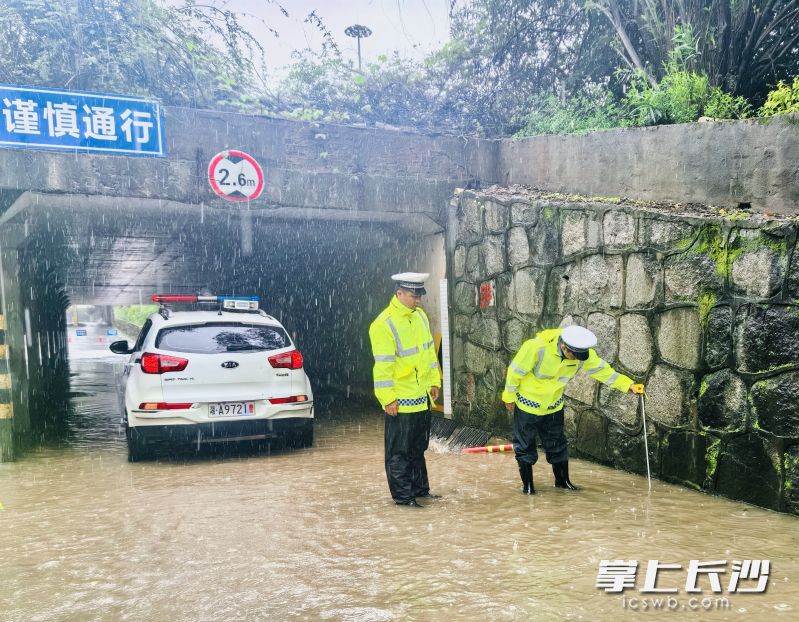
0, 313, 11, 423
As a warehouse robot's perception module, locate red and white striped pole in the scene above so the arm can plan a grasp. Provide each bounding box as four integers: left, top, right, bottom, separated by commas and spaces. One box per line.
462, 443, 514, 454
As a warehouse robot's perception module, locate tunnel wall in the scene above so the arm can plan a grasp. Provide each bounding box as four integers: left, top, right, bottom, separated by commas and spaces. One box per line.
0, 311, 10, 459
448, 188, 799, 515
0, 238, 72, 458
0, 243, 25, 461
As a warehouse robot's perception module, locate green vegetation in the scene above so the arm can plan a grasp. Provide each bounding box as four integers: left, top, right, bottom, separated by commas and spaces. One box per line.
114, 305, 158, 329
541, 207, 557, 223
698, 293, 717, 327
785, 452, 799, 493
705, 437, 722, 479
761, 77, 799, 117
678, 224, 787, 278
278, 2, 799, 137
623, 67, 752, 127
3, 0, 798, 136
0, 0, 282, 111
538, 192, 623, 204
687, 225, 734, 277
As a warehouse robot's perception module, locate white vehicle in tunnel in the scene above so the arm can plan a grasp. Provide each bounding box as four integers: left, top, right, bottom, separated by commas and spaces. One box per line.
109, 295, 314, 461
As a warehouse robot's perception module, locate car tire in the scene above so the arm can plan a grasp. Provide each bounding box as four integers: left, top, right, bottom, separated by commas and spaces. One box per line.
126, 427, 149, 462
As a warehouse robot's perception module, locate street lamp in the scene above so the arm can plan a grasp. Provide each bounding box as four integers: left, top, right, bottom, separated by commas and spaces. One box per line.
344, 24, 372, 72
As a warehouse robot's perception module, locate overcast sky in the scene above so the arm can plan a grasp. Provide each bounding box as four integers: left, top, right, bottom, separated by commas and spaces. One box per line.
211, 0, 453, 80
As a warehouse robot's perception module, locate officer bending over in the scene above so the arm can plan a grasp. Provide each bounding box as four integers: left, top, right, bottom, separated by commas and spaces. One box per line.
503, 325, 643, 494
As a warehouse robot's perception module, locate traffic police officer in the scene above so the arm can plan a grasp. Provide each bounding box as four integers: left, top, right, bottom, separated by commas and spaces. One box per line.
503, 325, 643, 494
369, 273, 442, 507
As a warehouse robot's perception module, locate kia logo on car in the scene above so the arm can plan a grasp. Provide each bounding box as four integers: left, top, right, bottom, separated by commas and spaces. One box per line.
221, 361, 239, 369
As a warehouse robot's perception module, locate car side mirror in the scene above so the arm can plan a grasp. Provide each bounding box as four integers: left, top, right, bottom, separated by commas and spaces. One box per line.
109, 340, 132, 354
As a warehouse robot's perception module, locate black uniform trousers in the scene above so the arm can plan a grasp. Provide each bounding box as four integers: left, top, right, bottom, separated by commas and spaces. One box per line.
384, 408, 431, 503
513, 406, 568, 466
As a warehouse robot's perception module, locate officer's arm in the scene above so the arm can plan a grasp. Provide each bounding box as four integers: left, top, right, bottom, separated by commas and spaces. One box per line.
501, 340, 538, 403
421, 311, 442, 389
582, 349, 634, 392
369, 320, 398, 408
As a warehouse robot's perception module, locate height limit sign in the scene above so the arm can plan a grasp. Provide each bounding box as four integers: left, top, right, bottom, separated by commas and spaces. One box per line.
208, 150, 264, 202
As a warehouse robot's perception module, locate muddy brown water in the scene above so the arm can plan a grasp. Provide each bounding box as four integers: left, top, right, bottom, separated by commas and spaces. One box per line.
1, 358, 797, 621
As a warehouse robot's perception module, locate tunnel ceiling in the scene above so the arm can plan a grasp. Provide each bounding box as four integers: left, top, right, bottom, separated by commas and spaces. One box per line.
2, 192, 443, 306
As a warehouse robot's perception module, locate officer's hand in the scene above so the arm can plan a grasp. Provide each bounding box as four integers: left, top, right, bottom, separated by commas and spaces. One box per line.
629, 384, 645, 395
504, 401, 515, 412
430, 387, 440, 402
384, 401, 399, 416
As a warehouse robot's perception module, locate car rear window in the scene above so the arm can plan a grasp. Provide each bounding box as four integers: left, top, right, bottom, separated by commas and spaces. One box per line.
155, 322, 290, 354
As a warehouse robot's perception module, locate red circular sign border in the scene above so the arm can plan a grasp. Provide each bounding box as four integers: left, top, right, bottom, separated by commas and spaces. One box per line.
208, 149, 265, 202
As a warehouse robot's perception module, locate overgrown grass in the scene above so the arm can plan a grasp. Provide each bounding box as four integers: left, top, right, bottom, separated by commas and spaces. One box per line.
114, 305, 158, 328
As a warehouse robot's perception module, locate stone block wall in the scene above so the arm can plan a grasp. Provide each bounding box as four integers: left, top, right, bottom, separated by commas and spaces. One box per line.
449, 187, 799, 514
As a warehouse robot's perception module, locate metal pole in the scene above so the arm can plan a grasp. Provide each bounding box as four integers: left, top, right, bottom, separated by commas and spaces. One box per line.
357, 37, 362, 72
640, 394, 652, 492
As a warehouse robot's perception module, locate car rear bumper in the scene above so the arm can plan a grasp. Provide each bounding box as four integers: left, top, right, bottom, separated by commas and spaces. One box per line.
129, 402, 313, 427
128, 416, 313, 444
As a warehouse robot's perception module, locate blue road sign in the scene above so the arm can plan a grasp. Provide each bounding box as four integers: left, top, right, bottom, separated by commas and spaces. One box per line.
76, 329, 88, 337
106, 329, 118, 336
0, 84, 164, 157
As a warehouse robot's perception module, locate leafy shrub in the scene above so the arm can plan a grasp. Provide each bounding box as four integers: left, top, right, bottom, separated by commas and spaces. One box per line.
514, 89, 622, 137
623, 67, 751, 125
760, 77, 799, 116
704, 88, 752, 119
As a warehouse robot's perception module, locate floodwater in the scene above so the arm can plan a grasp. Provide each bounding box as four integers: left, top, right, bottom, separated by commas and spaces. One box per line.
1, 355, 798, 621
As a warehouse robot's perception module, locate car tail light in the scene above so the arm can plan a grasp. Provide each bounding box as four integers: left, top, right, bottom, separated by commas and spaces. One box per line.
139, 402, 194, 410
269, 395, 309, 404
141, 352, 189, 374
268, 350, 303, 369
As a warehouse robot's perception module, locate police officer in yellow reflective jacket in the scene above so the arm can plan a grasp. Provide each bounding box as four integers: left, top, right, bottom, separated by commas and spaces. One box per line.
503, 325, 642, 494
369, 272, 442, 507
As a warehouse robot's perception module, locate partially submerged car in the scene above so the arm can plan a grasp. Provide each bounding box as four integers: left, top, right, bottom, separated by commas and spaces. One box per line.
110, 294, 313, 461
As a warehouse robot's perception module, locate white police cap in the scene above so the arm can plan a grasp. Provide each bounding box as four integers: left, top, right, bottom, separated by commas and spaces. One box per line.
561, 325, 597, 360
392, 272, 429, 295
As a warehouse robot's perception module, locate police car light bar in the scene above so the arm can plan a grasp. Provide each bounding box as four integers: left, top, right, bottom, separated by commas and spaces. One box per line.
151, 294, 260, 311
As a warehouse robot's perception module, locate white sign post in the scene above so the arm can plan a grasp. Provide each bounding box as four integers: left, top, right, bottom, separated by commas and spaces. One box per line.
439, 278, 453, 417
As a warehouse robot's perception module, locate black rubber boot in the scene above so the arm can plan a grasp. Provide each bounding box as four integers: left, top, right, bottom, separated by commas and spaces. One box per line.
518, 461, 535, 495
396, 499, 424, 508
553, 460, 580, 490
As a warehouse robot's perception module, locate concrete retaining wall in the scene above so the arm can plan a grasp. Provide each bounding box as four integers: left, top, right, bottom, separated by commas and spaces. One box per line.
449, 187, 799, 514
500, 114, 799, 215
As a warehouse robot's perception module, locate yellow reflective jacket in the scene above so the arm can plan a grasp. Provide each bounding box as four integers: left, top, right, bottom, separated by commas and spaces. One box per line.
369, 296, 442, 413
502, 328, 633, 415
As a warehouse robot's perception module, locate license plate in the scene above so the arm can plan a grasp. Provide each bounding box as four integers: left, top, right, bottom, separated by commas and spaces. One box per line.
208, 402, 255, 417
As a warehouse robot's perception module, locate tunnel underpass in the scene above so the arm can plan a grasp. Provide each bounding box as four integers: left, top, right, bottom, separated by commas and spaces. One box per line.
0, 191, 445, 458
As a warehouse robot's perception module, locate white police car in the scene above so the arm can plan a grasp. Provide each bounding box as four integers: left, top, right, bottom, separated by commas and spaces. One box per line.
110, 294, 314, 461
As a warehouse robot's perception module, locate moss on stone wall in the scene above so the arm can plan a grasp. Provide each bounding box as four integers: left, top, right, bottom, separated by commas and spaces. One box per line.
705, 437, 721, 480
698, 292, 717, 327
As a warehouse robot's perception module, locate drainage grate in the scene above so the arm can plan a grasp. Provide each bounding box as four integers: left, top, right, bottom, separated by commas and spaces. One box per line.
429, 415, 458, 440
430, 414, 492, 451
